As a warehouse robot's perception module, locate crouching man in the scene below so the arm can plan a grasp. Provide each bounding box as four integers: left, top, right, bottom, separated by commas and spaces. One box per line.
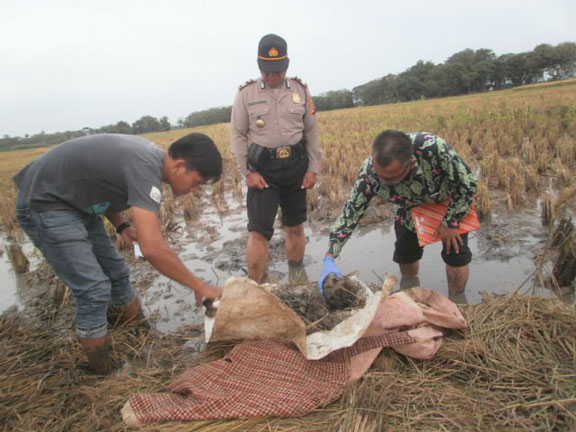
14, 132, 224, 374
319, 130, 478, 296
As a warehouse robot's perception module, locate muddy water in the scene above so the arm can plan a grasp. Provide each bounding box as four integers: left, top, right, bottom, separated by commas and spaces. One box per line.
0, 250, 23, 314
0, 193, 553, 333
136, 197, 552, 332
0, 239, 38, 314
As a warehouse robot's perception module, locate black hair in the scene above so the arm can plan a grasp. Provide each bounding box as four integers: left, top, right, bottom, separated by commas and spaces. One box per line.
168, 133, 222, 183
371, 130, 414, 168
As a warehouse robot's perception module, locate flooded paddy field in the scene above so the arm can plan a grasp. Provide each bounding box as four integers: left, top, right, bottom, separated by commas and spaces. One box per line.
0, 186, 561, 334
2, 186, 574, 432
2, 82, 575, 431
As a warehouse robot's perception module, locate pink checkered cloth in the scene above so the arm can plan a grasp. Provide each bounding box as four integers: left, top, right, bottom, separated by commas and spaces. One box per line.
124, 288, 468, 424
126, 332, 415, 423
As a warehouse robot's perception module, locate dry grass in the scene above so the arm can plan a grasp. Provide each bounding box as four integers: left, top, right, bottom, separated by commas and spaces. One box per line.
0, 82, 574, 235
1, 294, 574, 431
1, 79, 575, 431
534, 183, 576, 291
342, 294, 576, 431
512, 77, 576, 92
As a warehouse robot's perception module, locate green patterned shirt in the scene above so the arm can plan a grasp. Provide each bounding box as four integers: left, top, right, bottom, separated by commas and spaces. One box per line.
327, 133, 478, 257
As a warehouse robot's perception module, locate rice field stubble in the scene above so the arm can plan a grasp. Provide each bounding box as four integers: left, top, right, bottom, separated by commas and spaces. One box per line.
0, 81, 575, 431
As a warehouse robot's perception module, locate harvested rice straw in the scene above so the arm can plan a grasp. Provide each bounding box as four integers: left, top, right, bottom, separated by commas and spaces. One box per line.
1, 294, 575, 432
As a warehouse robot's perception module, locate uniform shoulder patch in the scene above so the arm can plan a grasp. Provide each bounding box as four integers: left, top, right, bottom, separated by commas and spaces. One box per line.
290, 77, 315, 114
290, 76, 308, 88
238, 79, 256, 90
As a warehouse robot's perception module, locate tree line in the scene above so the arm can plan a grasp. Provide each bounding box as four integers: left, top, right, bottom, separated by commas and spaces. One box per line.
0, 115, 174, 151
353, 42, 576, 106
2, 42, 574, 151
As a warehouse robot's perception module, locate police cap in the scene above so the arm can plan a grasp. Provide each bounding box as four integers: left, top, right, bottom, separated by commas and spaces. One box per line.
257, 33, 289, 73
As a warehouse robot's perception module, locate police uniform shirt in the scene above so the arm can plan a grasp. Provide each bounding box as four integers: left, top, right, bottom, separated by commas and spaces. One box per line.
231, 77, 322, 176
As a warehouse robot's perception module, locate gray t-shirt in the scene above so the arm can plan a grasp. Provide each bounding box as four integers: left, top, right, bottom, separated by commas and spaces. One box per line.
13, 134, 166, 215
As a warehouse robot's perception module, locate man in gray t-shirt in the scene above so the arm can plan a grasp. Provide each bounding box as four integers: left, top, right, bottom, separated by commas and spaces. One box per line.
14, 132, 223, 374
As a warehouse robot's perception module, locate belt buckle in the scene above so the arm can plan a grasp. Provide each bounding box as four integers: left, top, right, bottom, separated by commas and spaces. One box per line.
276, 147, 291, 159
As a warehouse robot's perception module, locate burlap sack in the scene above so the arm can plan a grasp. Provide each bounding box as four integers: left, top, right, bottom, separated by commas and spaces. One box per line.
204, 275, 395, 360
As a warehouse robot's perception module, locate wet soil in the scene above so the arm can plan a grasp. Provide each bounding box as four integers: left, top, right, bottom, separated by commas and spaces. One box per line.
322, 274, 367, 311
1, 185, 571, 334
269, 275, 368, 333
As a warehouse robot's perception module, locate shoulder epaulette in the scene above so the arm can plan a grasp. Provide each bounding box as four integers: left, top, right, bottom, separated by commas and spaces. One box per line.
238, 79, 256, 90
289, 76, 308, 88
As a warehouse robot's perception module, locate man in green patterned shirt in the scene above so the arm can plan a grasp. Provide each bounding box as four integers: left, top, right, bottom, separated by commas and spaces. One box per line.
319, 130, 478, 295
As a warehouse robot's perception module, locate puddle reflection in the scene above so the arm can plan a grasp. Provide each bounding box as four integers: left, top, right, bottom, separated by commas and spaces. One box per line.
0, 202, 558, 333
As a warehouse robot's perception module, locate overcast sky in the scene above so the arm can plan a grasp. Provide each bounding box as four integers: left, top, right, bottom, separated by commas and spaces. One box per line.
1, 0, 574, 137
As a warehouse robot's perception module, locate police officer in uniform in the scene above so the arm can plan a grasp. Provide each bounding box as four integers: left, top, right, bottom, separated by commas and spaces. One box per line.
231, 33, 322, 283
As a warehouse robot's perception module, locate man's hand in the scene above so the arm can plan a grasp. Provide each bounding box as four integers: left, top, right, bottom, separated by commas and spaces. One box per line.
318, 255, 343, 294
301, 171, 317, 189
437, 225, 463, 254
246, 172, 268, 190
121, 226, 137, 248
194, 283, 224, 306
132, 206, 222, 303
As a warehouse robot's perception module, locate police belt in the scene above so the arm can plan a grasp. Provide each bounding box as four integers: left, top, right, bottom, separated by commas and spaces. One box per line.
266, 139, 305, 159
248, 138, 306, 168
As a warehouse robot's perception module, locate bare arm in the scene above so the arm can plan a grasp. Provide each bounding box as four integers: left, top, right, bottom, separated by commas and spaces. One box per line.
106, 212, 128, 228
131, 206, 223, 303
105, 212, 137, 247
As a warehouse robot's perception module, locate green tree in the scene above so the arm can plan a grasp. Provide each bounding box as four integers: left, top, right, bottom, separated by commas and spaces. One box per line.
395, 60, 437, 101
159, 116, 171, 132
425, 63, 452, 97
99, 121, 132, 134
313, 89, 355, 111
353, 74, 399, 106
184, 106, 232, 127
115, 121, 132, 134
0, 135, 19, 151
472, 49, 497, 91
132, 116, 162, 134
547, 42, 576, 80
490, 55, 511, 89
442, 49, 497, 94
530, 44, 555, 79
498, 52, 536, 86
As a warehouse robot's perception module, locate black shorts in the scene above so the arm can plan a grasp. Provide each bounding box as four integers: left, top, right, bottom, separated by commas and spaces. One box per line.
393, 218, 472, 267
247, 144, 308, 240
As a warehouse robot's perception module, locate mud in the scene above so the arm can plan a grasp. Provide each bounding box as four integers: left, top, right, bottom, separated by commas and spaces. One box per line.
0, 184, 568, 334
270, 275, 368, 333
322, 274, 366, 311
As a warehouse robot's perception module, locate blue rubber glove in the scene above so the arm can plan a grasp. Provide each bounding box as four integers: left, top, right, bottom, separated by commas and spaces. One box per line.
319, 256, 343, 295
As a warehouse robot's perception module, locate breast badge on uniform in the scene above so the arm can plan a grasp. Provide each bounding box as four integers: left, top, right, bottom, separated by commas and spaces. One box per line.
292, 93, 301, 104
291, 77, 316, 114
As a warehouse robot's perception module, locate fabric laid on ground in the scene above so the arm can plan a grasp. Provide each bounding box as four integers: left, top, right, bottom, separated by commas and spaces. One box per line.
123, 287, 468, 425
122, 332, 416, 425
365, 288, 469, 359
